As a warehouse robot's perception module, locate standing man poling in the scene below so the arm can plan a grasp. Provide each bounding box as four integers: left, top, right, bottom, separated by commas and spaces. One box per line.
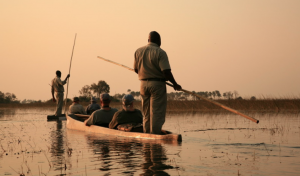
51, 70, 70, 116
134, 31, 182, 134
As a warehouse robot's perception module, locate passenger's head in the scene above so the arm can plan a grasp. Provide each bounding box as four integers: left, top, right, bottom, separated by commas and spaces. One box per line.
56, 70, 61, 77
73, 97, 79, 103
100, 93, 111, 107
90, 96, 97, 103
122, 94, 135, 111
148, 31, 161, 47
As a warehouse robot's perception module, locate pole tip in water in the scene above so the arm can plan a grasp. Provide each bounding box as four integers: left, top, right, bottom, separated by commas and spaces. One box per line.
257, 120, 259, 124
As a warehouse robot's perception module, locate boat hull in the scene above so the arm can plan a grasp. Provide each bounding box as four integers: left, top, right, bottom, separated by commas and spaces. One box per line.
66, 114, 182, 142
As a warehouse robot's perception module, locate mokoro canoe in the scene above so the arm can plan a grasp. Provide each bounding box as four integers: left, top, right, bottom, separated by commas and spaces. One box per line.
66, 114, 182, 142
47, 114, 66, 121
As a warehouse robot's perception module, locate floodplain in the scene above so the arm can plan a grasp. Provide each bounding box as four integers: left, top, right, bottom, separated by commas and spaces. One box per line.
0, 101, 299, 175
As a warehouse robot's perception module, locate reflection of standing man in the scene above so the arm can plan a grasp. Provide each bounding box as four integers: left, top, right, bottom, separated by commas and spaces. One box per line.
141, 143, 173, 175
134, 31, 182, 134
51, 70, 70, 116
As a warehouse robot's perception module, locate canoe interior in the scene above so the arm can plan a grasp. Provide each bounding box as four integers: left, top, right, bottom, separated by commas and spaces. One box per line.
67, 114, 182, 142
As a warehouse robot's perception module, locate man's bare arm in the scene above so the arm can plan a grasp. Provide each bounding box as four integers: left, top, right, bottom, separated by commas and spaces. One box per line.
163, 69, 182, 91
64, 74, 70, 81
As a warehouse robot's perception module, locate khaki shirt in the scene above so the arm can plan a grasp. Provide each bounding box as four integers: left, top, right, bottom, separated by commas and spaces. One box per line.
134, 42, 171, 80
85, 108, 118, 126
69, 103, 86, 115
52, 76, 66, 92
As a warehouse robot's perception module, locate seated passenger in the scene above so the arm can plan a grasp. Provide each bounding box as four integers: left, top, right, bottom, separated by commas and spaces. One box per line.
69, 97, 87, 114
85, 97, 100, 115
109, 94, 143, 131
84, 93, 118, 127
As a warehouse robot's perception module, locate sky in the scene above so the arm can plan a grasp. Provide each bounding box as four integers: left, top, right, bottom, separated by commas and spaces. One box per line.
0, 0, 299, 101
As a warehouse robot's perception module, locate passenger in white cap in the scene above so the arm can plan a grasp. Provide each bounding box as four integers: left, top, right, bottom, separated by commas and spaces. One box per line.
109, 94, 143, 131
85, 97, 100, 115
84, 93, 118, 127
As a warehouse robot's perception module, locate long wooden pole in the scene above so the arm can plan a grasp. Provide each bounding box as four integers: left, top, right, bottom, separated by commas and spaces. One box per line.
97, 56, 259, 124
64, 34, 77, 114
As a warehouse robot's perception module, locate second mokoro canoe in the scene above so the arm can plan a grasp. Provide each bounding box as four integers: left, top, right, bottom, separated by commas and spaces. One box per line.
47, 114, 66, 121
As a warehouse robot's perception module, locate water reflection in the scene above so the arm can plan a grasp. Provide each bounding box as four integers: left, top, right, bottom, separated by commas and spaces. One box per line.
0, 108, 16, 119
84, 134, 179, 176
49, 120, 69, 171
141, 143, 174, 176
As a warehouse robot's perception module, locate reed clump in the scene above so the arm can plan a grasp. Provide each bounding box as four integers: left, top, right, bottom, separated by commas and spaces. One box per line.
166, 99, 300, 113
1, 99, 300, 113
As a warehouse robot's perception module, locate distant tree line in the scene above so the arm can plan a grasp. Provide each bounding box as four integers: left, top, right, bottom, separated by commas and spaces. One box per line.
0, 81, 258, 104
78, 81, 258, 101
0, 91, 19, 103
167, 91, 256, 100
166, 90, 251, 100
78, 80, 111, 102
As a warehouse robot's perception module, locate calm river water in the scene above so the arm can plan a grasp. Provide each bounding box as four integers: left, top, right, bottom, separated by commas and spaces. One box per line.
0, 107, 299, 176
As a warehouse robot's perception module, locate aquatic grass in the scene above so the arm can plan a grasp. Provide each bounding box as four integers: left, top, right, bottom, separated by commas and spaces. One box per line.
9, 166, 25, 176
1, 98, 300, 113
166, 99, 300, 113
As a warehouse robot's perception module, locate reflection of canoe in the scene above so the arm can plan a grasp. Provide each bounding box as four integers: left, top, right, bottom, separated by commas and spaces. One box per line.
66, 114, 182, 142
47, 114, 66, 121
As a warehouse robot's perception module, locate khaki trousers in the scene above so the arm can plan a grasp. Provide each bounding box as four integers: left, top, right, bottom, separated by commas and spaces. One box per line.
55, 92, 64, 116
140, 81, 167, 134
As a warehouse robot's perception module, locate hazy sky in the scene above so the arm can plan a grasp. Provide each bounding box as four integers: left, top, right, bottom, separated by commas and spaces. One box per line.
1, 0, 299, 101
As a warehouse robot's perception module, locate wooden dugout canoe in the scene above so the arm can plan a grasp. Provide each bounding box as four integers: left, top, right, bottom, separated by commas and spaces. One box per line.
66, 114, 182, 142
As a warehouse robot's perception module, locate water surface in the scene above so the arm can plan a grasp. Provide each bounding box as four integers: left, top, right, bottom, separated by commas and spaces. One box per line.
0, 108, 299, 175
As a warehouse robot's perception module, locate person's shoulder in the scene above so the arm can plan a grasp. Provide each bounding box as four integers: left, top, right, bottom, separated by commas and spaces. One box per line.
134, 109, 142, 112
111, 108, 118, 112
112, 110, 122, 117
135, 45, 148, 52
159, 47, 166, 53
91, 109, 101, 115
91, 108, 104, 116
95, 108, 106, 113
152, 46, 166, 55
116, 109, 123, 114
133, 109, 143, 118
52, 77, 57, 83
